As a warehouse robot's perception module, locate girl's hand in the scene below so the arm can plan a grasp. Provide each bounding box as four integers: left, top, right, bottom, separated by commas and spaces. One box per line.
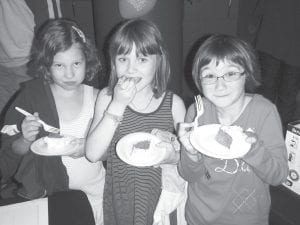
244, 130, 258, 145
113, 76, 137, 107
152, 141, 178, 167
178, 123, 202, 162
178, 122, 198, 155
21, 112, 42, 142
68, 138, 85, 158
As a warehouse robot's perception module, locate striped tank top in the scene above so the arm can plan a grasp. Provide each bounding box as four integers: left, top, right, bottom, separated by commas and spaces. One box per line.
103, 91, 175, 225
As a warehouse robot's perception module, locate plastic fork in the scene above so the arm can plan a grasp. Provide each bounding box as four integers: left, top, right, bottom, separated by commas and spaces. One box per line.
193, 95, 204, 129
15, 107, 60, 134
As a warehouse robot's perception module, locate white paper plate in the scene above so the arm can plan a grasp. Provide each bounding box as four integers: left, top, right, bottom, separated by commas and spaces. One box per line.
116, 132, 166, 167
31, 135, 78, 156
189, 124, 251, 159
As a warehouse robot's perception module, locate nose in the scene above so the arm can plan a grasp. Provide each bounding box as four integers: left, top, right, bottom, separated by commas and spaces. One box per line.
215, 76, 226, 90
126, 60, 137, 74
65, 66, 75, 79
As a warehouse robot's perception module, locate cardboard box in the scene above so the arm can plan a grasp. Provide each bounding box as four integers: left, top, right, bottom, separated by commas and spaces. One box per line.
283, 121, 300, 194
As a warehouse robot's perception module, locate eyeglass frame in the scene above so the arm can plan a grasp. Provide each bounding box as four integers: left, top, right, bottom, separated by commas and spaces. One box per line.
199, 71, 246, 85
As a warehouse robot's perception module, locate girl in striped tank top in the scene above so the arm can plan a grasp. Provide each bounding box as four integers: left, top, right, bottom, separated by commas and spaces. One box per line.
86, 19, 186, 225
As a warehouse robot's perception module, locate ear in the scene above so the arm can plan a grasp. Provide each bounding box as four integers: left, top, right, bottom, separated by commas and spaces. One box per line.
118, 0, 157, 19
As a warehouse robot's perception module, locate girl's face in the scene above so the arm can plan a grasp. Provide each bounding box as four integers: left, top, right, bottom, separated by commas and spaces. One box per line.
115, 43, 157, 92
200, 59, 246, 110
50, 43, 86, 90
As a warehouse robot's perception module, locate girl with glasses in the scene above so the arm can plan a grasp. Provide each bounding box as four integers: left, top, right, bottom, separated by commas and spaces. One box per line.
178, 34, 288, 225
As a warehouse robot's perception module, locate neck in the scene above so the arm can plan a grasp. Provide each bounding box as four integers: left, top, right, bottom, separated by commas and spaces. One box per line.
50, 84, 83, 98
135, 85, 153, 97
130, 88, 154, 112
217, 95, 246, 125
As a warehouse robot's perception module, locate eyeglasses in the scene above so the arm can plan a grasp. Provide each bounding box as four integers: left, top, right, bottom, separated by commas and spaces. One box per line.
200, 72, 245, 85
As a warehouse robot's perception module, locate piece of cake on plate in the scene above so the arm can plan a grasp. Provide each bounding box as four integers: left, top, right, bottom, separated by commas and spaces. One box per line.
132, 140, 151, 150
43, 135, 74, 152
215, 125, 244, 149
129, 140, 152, 162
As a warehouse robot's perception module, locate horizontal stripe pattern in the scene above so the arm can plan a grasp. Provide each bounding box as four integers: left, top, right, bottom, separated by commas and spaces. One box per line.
104, 91, 174, 225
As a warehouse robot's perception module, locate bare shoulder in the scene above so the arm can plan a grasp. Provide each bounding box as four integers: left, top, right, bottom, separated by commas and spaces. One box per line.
172, 93, 186, 110
95, 87, 112, 109
171, 93, 186, 125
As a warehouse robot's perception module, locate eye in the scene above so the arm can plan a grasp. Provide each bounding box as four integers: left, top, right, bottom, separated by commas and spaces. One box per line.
117, 57, 127, 63
226, 72, 239, 77
202, 74, 216, 79
138, 57, 148, 63
53, 63, 63, 69
74, 61, 82, 67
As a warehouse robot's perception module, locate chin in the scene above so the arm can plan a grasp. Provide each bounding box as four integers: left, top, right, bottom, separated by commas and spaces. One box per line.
211, 98, 233, 108
62, 84, 80, 90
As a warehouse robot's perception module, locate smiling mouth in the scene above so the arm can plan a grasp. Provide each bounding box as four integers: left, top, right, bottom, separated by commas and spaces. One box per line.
215, 94, 229, 98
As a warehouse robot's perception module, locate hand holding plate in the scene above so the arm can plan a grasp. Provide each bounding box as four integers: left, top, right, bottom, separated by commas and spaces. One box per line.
244, 130, 257, 145
67, 138, 85, 158
151, 141, 176, 167
178, 122, 198, 155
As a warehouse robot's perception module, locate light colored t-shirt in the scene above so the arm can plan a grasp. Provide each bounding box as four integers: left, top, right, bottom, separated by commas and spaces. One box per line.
60, 85, 105, 225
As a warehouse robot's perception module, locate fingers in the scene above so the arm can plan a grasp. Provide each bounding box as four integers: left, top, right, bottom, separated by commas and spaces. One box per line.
244, 130, 257, 144
114, 76, 138, 106
178, 122, 193, 138
178, 122, 198, 154
67, 138, 84, 158
21, 112, 42, 142
245, 135, 257, 144
155, 141, 173, 151
117, 76, 138, 90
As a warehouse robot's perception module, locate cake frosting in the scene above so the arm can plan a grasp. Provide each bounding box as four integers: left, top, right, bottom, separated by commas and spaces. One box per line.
43, 136, 74, 152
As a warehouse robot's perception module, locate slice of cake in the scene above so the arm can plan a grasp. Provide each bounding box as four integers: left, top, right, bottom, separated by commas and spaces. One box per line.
130, 140, 152, 161
133, 140, 151, 150
215, 126, 233, 149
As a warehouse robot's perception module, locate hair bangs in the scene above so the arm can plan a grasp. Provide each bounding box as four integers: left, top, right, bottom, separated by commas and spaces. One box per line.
114, 27, 161, 57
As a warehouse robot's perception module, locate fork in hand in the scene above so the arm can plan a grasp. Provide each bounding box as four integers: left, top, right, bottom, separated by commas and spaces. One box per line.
193, 95, 204, 130
15, 107, 60, 134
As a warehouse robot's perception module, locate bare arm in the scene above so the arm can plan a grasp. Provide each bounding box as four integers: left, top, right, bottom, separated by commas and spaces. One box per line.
160, 94, 186, 164
86, 78, 136, 162
172, 94, 186, 132
85, 89, 121, 162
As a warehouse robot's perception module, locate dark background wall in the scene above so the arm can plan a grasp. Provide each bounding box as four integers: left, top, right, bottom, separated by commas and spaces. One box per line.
60, 0, 300, 116
92, 0, 183, 95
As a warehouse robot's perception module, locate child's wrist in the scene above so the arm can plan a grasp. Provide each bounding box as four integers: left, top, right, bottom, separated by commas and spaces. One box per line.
187, 151, 201, 162
108, 101, 126, 115
22, 135, 33, 144
104, 110, 123, 125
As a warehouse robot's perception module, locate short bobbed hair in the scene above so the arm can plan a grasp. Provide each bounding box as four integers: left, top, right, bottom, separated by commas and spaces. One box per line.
29, 18, 101, 83
107, 19, 170, 98
192, 34, 261, 93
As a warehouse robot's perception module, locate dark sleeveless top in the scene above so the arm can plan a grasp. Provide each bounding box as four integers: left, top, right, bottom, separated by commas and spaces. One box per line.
103, 91, 174, 225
